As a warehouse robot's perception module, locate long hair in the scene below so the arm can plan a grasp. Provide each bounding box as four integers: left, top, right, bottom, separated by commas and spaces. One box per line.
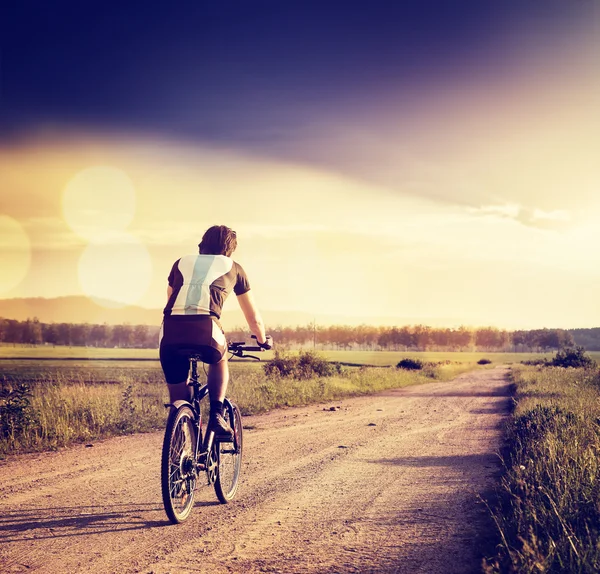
198, 225, 237, 257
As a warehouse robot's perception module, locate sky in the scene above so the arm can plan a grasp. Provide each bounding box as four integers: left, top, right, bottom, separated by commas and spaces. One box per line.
1, 1, 600, 329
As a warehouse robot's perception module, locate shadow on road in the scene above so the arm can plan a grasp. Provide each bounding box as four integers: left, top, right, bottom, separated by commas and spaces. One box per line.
383, 387, 512, 398
0, 500, 219, 542
369, 453, 500, 469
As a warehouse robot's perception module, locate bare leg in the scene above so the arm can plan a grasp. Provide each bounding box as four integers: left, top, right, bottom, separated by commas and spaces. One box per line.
168, 381, 191, 403
207, 357, 229, 402
206, 358, 232, 435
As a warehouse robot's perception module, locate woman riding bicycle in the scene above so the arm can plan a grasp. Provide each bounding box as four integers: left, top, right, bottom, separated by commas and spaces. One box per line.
159, 225, 272, 437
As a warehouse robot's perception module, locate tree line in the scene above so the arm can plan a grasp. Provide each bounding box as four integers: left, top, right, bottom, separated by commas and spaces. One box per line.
253, 324, 578, 352
0, 318, 160, 348
1, 317, 594, 352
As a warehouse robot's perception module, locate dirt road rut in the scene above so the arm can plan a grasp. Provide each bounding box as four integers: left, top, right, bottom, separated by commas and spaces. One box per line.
0, 366, 511, 574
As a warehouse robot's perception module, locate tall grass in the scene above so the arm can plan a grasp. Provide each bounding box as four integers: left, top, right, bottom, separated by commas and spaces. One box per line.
484, 364, 600, 573
0, 359, 477, 456
1, 368, 166, 454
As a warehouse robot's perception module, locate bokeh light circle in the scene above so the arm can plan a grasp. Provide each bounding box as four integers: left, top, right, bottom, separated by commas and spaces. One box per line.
63, 166, 136, 241
0, 215, 31, 295
78, 232, 152, 308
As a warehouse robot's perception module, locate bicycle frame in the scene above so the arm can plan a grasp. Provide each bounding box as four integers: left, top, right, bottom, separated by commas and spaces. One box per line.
181, 357, 239, 480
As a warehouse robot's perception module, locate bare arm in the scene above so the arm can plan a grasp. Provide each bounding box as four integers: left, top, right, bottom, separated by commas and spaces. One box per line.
236, 290, 266, 344
167, 285, 173, 302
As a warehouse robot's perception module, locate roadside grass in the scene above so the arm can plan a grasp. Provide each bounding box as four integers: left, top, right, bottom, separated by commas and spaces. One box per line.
484, 364, 600, 573
0, 357, 478, 456
0, 367, 167, 455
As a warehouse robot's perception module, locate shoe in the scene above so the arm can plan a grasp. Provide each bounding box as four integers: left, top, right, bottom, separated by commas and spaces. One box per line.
209, 413, 233, 439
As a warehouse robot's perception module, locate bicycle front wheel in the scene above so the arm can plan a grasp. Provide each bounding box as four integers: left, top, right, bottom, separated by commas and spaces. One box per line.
161, 405, 197, 523
214, 403, 243, 503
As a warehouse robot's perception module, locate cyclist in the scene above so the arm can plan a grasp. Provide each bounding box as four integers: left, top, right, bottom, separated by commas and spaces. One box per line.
160, 225, 272, 437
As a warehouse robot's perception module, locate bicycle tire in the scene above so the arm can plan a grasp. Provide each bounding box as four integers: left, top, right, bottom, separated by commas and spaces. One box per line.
161, 405, 198, 523
214, 403, 243, 503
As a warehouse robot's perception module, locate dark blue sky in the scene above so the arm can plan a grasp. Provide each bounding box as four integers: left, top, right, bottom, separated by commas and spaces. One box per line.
0, 0, 593, 152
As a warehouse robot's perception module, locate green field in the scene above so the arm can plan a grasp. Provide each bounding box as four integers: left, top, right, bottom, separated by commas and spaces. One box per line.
316, 350, 559, 366
0, 343, 573, 366
0, 344, 160, 359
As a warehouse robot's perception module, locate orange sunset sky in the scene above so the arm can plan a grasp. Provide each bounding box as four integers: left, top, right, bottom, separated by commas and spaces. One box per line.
2, 2, 600, 329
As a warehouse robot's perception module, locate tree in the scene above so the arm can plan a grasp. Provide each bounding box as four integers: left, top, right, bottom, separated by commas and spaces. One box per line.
451, 326, 472, 350
378, 329, 391, 350
133, 324, 149, 347
42, 323, 60, 346
111, 324, 134, 347
5, 320, 23, 344
90, 324, 109, 347
57, 323, 71, 346
413, 325, 432, 350
70, 323, 91, 346
22, 318, 43, 345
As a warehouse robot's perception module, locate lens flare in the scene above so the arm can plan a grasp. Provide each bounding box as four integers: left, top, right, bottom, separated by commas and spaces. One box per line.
63, 166, 136, 241
0, 215, 31, 295
78, 232, 152, 307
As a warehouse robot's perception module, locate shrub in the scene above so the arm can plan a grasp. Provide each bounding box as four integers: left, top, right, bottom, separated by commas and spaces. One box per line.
263, 350, 296, 378
521, 357, 550, 366
551, 346, 595, 369
396, 358, 424, 371
264, 350, 336, 380
0, 383, 39, 440
296, 351, 334, 379
477, 358, 492, 365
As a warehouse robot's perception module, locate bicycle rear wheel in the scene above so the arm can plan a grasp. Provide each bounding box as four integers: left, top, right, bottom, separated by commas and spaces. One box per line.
161, 405, 197, 523
214, 403, 243, 503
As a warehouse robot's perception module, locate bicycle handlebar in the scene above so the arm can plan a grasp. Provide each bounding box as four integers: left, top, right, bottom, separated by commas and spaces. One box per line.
227, 335, 273, 360
228, 344, 264, 353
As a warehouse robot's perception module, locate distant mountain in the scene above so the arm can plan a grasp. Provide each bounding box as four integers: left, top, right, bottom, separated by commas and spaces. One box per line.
0, 296, 467, 328
0, 297, 162, 326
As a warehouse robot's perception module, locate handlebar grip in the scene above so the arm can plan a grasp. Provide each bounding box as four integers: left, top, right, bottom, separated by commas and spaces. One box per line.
250, 334, 273, 350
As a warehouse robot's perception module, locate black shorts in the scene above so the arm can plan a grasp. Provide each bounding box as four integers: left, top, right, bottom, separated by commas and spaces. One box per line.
159, 315, 227, 384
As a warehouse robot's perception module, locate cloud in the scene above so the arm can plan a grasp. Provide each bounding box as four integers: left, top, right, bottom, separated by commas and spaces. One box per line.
19, 217, 85, 249
241, 29, 600, 226
467, 204, 521, 219
467, 203, 573, 231
531, 209, 571, 223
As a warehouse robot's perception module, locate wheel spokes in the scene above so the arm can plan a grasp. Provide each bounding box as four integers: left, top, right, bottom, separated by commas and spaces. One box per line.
169, 416, 196, 509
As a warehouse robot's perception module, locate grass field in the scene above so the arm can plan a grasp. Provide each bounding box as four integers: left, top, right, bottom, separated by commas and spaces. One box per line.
0, 343, 573, 366
317, 350, 560, 366
0, 346, 483, 456
0, 344, 160, 359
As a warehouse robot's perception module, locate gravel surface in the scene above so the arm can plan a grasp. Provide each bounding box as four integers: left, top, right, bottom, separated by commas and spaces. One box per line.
0, 366, 511, 574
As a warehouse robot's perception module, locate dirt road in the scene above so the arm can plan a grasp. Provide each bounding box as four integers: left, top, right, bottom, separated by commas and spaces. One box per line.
0, 366, 510, 574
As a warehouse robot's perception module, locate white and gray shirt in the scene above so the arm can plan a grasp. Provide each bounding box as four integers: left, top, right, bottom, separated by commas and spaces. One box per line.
164, 254, 251, 318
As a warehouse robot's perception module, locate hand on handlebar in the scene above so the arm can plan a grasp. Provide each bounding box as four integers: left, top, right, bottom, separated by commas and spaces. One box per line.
253, 334, 273, 350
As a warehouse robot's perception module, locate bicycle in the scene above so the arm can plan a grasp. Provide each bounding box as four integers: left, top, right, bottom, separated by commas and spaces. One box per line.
161, 338, 268, 524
